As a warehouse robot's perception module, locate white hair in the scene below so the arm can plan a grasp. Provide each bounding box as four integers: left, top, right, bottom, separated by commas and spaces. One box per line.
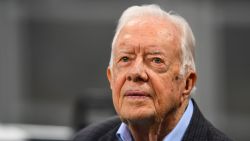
109, 4, 196, 75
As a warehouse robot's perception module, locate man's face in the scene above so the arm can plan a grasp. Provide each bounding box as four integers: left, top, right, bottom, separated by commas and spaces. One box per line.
107, 17, 186, 122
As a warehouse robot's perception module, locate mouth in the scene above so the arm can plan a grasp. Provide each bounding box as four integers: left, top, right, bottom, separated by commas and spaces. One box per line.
124, 90, 151, 98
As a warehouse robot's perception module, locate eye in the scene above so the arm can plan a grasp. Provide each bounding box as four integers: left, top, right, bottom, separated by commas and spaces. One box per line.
120, 56, 129, 62
152, 57, 163, 64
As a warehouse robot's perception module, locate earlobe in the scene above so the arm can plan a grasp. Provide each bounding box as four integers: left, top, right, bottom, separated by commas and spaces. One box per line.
183, 72, 197, 97
107, 67, 112, 89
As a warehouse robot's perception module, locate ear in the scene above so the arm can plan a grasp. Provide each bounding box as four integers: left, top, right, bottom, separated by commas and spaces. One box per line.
182, 71, 197, 98
107, 66, 112, 89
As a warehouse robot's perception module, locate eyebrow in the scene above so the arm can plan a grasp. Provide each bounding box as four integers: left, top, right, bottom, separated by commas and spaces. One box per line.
146, 50, 163, 55
115, 50, 135, 57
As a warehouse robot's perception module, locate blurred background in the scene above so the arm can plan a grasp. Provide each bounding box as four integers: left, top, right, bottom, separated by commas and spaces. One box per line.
0, 0, 249, 141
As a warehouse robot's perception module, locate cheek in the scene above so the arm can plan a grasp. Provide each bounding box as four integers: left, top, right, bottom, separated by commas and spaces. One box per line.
112, 72, 126, 95
154, 81, 174, 105
149, 73, 179, 115
111, 71, 127, 110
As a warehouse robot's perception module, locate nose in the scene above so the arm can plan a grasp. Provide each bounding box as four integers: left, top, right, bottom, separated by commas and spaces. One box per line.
126, 59, 148, 82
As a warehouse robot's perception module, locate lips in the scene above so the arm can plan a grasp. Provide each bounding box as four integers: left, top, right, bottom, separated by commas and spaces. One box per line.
124, 90, 151, 98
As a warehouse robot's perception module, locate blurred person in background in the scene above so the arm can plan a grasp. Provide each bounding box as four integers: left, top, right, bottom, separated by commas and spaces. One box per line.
73, 4, 232, 141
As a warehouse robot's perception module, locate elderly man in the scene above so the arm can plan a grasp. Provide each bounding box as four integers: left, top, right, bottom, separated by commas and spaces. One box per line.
74, 4, 232, 141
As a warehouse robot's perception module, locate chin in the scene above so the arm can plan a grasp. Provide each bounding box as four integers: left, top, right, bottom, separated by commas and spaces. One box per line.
119, 108, 156, 123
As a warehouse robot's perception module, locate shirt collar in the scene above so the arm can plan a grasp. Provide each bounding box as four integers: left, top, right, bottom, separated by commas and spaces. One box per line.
116, 123, 133, 141
116, 99, 194, 141
162, 99, 193, 141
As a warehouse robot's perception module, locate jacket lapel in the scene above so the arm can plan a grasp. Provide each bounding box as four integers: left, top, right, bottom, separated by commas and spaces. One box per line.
182, 99, 209, 141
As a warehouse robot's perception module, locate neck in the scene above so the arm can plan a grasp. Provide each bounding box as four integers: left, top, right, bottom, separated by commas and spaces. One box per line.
126, 99, 189, 141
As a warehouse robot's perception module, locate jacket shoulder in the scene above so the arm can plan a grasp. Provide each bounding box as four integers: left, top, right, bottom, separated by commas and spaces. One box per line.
73, 116, 121, 141
183, 99, 233, 141
206, 121, 233, 141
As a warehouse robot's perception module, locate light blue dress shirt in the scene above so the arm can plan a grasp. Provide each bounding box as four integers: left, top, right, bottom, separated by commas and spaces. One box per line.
116, 99, 194, 141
